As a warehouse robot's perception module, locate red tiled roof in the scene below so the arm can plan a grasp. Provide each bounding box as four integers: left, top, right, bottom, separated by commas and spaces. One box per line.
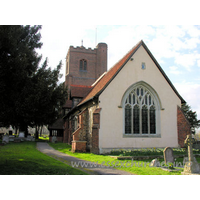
78, 40, 185, 107
70, 85, 92, 98
48, 118, 64, 130
63, 100, 72, 108
78, 40, 143, 106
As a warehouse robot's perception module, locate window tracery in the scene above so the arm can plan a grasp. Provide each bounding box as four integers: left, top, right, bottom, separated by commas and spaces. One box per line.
124, 85, 159, 135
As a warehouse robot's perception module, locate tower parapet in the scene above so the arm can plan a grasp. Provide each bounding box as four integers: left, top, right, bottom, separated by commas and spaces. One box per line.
65, 43, 107, 96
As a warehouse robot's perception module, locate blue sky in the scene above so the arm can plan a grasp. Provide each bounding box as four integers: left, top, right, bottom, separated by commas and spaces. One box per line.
38, 25, 200, 121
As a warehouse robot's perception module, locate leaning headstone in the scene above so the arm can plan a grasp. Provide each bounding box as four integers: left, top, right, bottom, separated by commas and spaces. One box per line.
2, 135, 9, 144
52, 136, 57, 143
163, 147, 174, 165
182, 135, 200, 175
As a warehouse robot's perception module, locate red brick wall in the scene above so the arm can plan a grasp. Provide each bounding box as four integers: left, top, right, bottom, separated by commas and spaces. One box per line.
91, 108, 101, 154
72, 141, 87, 153
177, 106, 191, 147
63, 120, 72, 144
71, 109, 88, 152
65, 43, 107, 92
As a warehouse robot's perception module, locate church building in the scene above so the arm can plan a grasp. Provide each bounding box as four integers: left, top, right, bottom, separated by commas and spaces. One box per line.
51, 40, 191, 154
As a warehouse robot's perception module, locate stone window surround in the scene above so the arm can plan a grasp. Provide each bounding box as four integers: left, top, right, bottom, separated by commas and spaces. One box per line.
120, 81, 162, 138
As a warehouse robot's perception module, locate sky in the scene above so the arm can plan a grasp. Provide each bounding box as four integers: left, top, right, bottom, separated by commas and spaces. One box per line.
37, 25, 200, 121
1, 0, 200, 125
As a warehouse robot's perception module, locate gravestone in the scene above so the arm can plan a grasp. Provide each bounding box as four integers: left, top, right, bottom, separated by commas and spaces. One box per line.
2, 135, 9, 144
26, 136, 35, 141
182, 135, 200, 175
19, 132, 25, 138
18, 132, 25, 141
9, 135, 15, 142
52, 136, 57, 143
163, 147, 174, 165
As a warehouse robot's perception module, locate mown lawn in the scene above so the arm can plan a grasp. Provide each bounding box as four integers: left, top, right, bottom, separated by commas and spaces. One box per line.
0, 142, 87, 175
49, 143, 185, 175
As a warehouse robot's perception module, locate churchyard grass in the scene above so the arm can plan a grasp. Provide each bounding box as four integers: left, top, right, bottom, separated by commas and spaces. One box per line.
0, 142, 87, 175
49, 143, 186, 175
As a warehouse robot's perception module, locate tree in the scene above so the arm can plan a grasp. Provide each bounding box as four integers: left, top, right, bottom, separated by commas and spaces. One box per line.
0, 25, 42, 134
0, 25, 67, 137
27, 59, 67, 139
182, 103, 200, 134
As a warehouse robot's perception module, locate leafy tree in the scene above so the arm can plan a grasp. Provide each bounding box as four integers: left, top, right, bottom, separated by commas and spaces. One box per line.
0, 25, 67, 137
0, 25, 42, 134
27, 59, 67, 139
182, 103, 200, 134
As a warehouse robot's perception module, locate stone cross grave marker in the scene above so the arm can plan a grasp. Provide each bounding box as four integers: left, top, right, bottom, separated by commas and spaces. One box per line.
182, 134, 200, 174
163, 147, 174, 165
184, 134, 194, 162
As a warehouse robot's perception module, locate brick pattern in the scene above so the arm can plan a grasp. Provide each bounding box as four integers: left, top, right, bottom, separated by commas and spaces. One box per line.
65, 43, 107, 95
72, 141, 87, 153
71, 109, 89, 152
177, 106, 191, 147
91, 108, 101, 154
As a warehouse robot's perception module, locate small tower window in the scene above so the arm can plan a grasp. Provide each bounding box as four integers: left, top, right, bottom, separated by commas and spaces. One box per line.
80, 59, 87, 71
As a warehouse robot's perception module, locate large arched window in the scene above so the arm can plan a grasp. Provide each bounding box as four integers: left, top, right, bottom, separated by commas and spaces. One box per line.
80, 59, 87, 71
123, 82, 161, 137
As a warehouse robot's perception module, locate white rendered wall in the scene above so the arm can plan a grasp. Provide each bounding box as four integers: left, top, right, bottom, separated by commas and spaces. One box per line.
98, 46, 181, 154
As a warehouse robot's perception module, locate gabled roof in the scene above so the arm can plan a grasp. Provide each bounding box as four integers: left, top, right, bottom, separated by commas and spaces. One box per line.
70, 85, 92, 98
48, 118, 64, 130
62, 100, 72, 109
78, 40, 185, 107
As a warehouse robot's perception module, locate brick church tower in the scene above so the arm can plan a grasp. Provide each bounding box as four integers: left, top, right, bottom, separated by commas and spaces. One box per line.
65, 43, 107, 93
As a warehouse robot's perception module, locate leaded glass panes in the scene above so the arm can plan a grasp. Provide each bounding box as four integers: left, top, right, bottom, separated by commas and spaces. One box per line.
125, 105, 131, 134
133, 106, 140, 134
80, 59, 87, 71
133, 94, 135, 104
145, 95, 148, 105
142, 106, 148, 134
124, 85, 157, 135
129, 94, 132, 104
150, 106, 156, 134
141, 88, 143, 96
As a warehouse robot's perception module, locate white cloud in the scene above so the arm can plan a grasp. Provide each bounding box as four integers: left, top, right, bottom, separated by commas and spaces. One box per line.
36, 25, 200, 84
102, 25, 156, 68
197, 60, 200, 67
174, 52, 200, 71
169, 66, 182, 75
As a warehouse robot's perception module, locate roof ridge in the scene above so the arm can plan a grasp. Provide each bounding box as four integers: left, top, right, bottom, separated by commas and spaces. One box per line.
77, 40, 143, 106
77, 39, 185, 107
107, 40, 143, 72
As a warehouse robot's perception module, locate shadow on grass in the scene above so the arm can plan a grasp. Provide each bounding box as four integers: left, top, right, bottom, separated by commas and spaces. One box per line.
0, 142, 87, 175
